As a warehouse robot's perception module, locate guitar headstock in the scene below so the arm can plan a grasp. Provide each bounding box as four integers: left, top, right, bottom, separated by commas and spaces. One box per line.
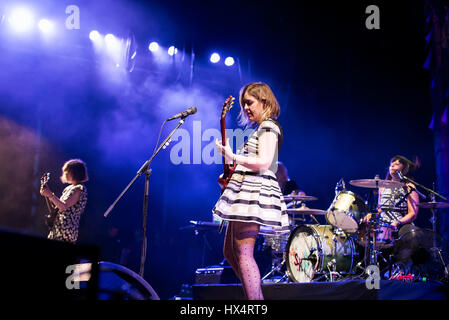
221, 96, 235, 120
40, 172, 50, 188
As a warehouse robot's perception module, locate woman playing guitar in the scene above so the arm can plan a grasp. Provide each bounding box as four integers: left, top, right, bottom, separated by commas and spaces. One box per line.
213, 82, 288, 300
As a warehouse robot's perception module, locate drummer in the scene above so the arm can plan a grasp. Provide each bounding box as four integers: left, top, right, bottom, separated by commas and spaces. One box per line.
362, 155, 420, 233
276, 161, 306, 196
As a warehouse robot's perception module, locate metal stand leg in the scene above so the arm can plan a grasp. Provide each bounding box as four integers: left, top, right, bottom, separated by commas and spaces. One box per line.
262, 259, 286, 282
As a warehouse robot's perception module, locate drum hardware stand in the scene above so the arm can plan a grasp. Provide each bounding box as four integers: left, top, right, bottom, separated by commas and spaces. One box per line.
262, 258, 287, 283
327, 229, 342, 282
398, 175, 449, 278
103, 116, 189, 277
428, 193, 449, 278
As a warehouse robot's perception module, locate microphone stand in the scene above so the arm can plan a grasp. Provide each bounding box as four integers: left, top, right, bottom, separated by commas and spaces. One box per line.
103, 116, 188, 277
398, 173, 447, 202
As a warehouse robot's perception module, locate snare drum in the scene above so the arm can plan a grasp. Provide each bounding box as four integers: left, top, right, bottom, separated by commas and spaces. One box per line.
286, 225, 355, 282
259, 226, 289, 254
326, 190, 367, 234
357, 222, 395, 249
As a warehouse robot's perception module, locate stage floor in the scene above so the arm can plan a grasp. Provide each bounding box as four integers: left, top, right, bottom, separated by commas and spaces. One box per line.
192, 280, 449, 300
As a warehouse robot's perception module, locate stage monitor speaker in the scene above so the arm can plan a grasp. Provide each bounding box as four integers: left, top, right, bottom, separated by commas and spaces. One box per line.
0, 228, 100, 300
195, 265, 239, 284
74, 261, 160, 300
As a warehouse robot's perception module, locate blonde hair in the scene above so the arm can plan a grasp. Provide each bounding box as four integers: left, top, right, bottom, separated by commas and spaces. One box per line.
238, 82, 280, 127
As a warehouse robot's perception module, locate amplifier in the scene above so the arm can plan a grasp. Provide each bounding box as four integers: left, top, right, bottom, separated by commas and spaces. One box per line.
195, 265, 238, 284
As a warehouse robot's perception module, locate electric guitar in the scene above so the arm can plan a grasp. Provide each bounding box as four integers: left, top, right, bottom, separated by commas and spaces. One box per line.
217, 96, 236, 234
40, 172, 57, 229
218, 96, 236, 193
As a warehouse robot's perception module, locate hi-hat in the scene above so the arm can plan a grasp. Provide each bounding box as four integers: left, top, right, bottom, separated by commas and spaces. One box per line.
287, 207, 326, 216
283, 195, 318, 202
350, 178, 404, 189
417, 201, 449, 209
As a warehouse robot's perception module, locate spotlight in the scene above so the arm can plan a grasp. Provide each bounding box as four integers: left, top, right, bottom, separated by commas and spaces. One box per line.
89, 30, 101, 41
210, 53, 220, 63
224, 57, 235, 66
104, 33, 117, 45
168, 46, 178, 56
38, 19, 54, 34
148, 42, 159, 52
8, 8, 34, 33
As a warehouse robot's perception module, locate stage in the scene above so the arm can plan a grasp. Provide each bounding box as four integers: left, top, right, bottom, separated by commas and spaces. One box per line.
192, 280, 449, 300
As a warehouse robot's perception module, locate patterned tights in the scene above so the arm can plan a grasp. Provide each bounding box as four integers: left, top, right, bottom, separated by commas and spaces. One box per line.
224, 221, 264, 300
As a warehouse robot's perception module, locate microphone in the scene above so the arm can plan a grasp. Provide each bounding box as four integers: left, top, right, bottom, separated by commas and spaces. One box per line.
166, 107, 197, 121
397, 170, 406, 181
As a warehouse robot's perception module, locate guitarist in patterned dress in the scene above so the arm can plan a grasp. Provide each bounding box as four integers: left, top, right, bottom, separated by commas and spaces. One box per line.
40, 159, 88, 244
214, 82, 288, 300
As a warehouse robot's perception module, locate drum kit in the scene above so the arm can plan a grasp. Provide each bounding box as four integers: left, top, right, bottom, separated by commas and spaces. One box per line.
260, 178, 449, 284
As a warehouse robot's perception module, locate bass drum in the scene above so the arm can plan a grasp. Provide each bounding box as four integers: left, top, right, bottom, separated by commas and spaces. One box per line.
286, 225, 355, 283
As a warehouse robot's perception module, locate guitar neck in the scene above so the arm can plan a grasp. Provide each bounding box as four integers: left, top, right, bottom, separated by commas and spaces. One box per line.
44, 196, 55, 213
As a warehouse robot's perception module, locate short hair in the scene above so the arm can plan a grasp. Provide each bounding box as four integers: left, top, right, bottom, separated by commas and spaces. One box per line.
63, 159, 89, 183
238, 82, 280, 127
386, 155, 420, 180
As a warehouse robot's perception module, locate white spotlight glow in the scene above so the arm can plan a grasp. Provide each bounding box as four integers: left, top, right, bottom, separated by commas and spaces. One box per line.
148, 42, 159, 52
8, 8, 34, 33
104, 33, 117, 45
38, 19, 54, 34
210, 53, 220, 63
168, 46, 178, 56
224, 57, 235, 66
89, 30, 101, 41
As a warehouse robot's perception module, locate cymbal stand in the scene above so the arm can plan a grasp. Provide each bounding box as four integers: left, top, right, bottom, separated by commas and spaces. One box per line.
261, 258, 287, 283
428, 190, 449, 278
369, 214, 379, 267
327, 229, 342, 282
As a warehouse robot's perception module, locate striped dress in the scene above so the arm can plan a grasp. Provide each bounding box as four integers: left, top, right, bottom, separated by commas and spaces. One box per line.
212, 119, 290, 233
379, 187, 408, 224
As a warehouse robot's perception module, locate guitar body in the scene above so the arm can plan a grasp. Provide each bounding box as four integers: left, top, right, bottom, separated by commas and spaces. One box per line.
40, 173, 58, 230
218, 163, 237, 193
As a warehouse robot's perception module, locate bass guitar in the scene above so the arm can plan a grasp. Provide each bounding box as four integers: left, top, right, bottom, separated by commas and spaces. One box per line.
40, 172, 57, 229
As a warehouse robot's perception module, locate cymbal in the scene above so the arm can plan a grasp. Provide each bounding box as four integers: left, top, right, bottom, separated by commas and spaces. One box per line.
283, 195, 318, 202
287, 207, 326, 216
417, 201, 449, 209
350, 178, 404, 189
179, 221, 220, 231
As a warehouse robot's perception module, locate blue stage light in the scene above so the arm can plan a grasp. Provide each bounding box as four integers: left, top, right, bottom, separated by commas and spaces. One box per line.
210, 53, 220, 63
149, 42, 159, 52
224, 57, 235, 66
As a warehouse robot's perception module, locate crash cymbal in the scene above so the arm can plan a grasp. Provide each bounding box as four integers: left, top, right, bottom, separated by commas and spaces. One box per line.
287, 207, 326, 216
283, 195, 318, 202
417, 201, 449, 209
350, 178, 404, 189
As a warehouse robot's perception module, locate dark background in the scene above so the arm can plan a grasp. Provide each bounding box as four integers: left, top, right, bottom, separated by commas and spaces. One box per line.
0, 0, 436, 299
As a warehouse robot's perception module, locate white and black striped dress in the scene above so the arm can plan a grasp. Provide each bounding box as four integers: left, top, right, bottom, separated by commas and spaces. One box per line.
212, 119, 290, 233
379, 187, 408, 224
